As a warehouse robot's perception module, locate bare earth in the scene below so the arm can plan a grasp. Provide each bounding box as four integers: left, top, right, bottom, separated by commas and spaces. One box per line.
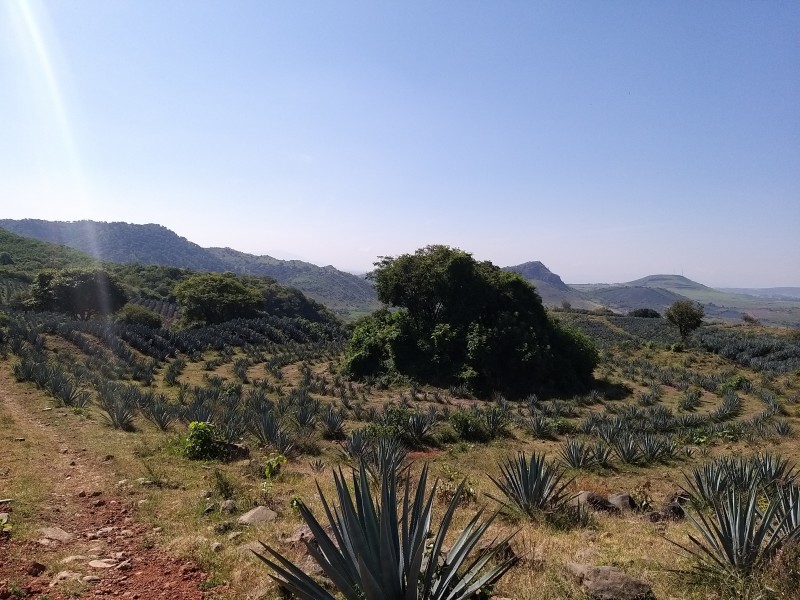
0, 369, 219, 599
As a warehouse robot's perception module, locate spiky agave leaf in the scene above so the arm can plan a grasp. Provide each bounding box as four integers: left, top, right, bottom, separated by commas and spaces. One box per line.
675, 487, 791, 576
488, 451, 574, 517
253, 462, 517, 600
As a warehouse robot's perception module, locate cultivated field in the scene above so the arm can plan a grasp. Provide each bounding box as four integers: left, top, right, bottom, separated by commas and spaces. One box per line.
1, 312, 799, 599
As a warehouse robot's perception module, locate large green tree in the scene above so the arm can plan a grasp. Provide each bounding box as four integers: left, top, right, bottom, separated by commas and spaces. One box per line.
343, 245, 597, 397
173, 273, 263, 325
28, 268, 128, 319
665, 300, 704, 340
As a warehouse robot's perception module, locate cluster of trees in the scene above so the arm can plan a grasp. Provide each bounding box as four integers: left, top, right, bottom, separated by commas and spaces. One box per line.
342, 246, 598, 397
27, 268, 128, 319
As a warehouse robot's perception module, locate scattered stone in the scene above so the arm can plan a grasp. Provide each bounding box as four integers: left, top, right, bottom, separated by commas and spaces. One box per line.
116, 479, 129, 487
202, 490, 214, 499
237, 506, 277, 526
608, 493, 638, 513
97, 526, 115, 535
227, 531, 243, 541
238, 541, 266, 556
82, 575, 101, 584
664, 489, 690, 506
284, 525, 314, 546
137, 499, 149, 506
661, 502, 685, 521
574, 492, 620, 513
211, 542, 223, 552
215, 521, 237, 535
78, 490, 87, 498
39, 526, 73, 543
566, 563, 654, 600
50, 571, 82, 587
120, 528, 134, 536
203, 503, 217, 515
115, 559, 132, 570
220, 499, 237, 514
14, 437, 24, 442
88, 559, 118, 569
152, 526, 163, 533
89, 490, 103, 497
103, 454, 114, 461
26, 562, 46, 576
60, 555, 89, 564
91, 499, 106, 507
647, 511, 662, 523
69, 460, 76, 466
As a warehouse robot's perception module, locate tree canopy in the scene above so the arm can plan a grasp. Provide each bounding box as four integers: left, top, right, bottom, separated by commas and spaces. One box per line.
173, 273, 264, 325
665, 300, 704, 340
27, 268, 128, 319
343, 245, 597, 397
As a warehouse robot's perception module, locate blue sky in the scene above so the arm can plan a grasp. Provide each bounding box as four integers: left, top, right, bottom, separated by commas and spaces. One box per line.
1, 1, 798, 286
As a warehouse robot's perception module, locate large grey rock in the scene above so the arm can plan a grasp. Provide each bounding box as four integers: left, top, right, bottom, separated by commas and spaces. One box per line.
566, 563, 654, 599
608, 493, 638, 513
237, 506, 277, 526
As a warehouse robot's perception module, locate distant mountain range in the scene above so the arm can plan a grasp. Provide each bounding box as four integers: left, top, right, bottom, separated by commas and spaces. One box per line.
0, 219, 379, 318
2, 218, 799, 327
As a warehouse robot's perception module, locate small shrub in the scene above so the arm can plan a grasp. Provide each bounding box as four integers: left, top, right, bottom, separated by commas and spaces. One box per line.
183, 421, 225, 460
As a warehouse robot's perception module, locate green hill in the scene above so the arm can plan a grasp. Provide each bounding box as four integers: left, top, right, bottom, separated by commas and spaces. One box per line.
0, 219, 378, 318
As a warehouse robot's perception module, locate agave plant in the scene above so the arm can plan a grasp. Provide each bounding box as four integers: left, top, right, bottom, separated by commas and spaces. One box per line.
321, 406, 346, 440
676, 487, 800, 577
254, 462, 517, 600
560, 439, 595, 469
489, 452, 573, 517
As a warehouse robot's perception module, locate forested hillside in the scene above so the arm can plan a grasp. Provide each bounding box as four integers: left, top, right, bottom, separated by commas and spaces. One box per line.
0, 220, 378, 317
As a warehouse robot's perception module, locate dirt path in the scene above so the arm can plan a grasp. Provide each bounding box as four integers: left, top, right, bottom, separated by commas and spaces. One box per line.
0, 366, 217, 599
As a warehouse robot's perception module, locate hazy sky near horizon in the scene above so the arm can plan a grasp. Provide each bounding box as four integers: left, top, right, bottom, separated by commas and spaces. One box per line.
1, 1, 798, 287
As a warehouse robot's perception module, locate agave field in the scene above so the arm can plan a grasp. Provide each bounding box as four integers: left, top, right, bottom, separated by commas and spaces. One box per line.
1, 310, 800, 599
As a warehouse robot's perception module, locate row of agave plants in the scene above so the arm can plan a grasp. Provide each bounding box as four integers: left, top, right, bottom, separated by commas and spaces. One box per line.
12, 333, 793, 475
254, 450, 800, 600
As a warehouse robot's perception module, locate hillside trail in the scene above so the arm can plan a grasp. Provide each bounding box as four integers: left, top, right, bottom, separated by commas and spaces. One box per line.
0, 364, 217, 599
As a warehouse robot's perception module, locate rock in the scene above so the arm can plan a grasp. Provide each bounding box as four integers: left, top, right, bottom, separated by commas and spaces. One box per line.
82, 575, 101, 584
237, 506, 277, 526
238, 541, 267, 556
202, 490, 214, 499
566, 563, 654, 600
88, 559, 117, 569
574, 492, 620, 514
213, 521, 234, 534
212, 542, 223, 552
664, 489, 690, 505
26, 562, 46, 576
50, 571, 82, 587
227, 531, 243, 541
91, 499, 106, 507
646, 511, 662, 523
220, 499, 237, 514
661, 502, 685, 521
38, 526, 73, 543
60, 555, 89, 564
608, 493, 638, 513
115, 559, 132, 570
284, 525, 314, 545
203, 503, 217, 515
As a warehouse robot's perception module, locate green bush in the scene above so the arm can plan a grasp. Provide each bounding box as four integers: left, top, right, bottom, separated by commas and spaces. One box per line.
183, 421, 225, 460
115, 303, 163, 328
